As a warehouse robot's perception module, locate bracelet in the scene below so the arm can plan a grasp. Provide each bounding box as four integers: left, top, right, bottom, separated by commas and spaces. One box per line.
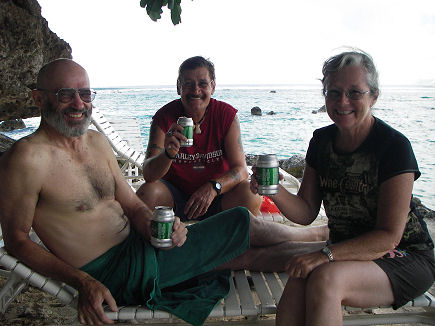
164, 148, 176, 160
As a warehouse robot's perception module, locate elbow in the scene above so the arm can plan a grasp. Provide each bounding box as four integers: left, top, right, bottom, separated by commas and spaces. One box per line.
380, 230, 403, 252
4, 237, 27, 257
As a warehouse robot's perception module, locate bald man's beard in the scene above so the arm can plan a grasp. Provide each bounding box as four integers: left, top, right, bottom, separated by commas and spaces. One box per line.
42, 102, 92, 138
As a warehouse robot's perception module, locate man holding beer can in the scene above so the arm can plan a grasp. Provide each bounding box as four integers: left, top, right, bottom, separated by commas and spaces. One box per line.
137, 56, 262, 220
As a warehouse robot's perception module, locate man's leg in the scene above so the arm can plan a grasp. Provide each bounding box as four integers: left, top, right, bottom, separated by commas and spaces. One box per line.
136, 180, 174, 210
217, 211, 325, 271
249, 212, 328, 244
217, 240, 324, 272
222, 184, 329, 242
221, 180, 262, 216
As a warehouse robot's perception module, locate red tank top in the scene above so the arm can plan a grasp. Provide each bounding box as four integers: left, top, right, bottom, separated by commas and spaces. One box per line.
153, 98, 237, 194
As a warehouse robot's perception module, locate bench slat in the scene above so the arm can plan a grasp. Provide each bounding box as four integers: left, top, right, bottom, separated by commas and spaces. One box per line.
251, 272, 275, 314
234, 270, 257, 316
224, 273, 242, 317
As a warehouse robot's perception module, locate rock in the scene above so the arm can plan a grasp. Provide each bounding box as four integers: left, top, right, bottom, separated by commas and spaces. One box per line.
0, 119, 26, 132
312, 105, 326, 114
245, 153, 305, 179
279, 154, 305, 178
270, 90, 276, 93
0, 133, 16, 154
245, 154, 258, 166
412, 196, 435, 218
251, 106, 262, 116
0, 0, 72, 122
267, 111, 276, 115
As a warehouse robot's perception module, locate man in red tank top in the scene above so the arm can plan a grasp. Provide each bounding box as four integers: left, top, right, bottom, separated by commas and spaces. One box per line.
137, 56, 262, 221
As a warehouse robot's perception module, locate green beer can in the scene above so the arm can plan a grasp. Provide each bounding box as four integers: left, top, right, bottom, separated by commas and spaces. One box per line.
256, 154, 279, 195
177, 116, 194, 147
150, 206, 175, 248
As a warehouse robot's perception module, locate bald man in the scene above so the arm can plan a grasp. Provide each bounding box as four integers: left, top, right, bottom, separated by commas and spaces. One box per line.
0, 59, 325, 326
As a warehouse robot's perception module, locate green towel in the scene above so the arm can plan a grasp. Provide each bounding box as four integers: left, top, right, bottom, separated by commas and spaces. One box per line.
80, 206, 250, 326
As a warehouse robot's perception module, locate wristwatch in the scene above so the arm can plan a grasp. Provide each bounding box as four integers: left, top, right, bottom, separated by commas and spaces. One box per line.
321, 246, 334, 262
209, 180, 222, 195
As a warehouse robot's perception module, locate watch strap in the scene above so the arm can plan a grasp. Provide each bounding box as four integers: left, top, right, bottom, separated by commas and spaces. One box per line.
321, 246, 334, 262
209, 180, 221, 195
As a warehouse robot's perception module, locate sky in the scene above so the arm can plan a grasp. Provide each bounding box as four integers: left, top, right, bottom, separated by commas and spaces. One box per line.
37, 0, 435, 88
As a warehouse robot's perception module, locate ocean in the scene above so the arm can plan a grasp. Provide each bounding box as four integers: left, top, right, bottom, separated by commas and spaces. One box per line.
4, 85, 435, 209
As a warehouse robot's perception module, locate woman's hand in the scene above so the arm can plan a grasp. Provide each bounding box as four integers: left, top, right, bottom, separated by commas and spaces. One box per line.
285, 250, 329, 279
249, 166, 284, 195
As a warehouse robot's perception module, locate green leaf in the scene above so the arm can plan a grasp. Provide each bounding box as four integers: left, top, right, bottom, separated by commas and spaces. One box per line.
146, 0, 164, 21
170, 0, 181, 24
139, 0, 184, 25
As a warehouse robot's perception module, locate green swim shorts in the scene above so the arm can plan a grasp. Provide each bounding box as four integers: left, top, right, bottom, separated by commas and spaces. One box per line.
80, 206, 250, 326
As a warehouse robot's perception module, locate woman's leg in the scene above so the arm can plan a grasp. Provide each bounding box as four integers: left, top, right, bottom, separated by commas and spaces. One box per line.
276, 278, 307, 326
305, 260, 394, 326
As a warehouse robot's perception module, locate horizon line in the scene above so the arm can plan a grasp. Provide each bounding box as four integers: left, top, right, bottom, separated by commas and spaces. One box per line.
93, 82, 435, 89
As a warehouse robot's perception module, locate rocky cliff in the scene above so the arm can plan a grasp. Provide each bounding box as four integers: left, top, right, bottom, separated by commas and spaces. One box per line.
0, 0, 72, 122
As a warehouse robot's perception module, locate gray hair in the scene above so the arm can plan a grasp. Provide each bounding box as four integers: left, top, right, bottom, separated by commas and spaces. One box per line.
321, 50, 379, 96
178, 56, 216, 82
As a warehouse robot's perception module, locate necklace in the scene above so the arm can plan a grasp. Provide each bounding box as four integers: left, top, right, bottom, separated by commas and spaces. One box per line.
194, 107, 209, 134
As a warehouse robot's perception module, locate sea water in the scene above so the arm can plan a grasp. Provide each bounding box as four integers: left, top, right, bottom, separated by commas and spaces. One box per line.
4, 85, 434, 209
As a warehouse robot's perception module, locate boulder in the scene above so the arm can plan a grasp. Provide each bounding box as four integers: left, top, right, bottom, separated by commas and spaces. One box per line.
251, 106, 262, 116
0, 134, 15, 154
412, 196, 435, 218
279, 154, 305, 178
0, 0, 72, 122
0, 119, 26, 132
267, 111, 276, 115
312, 105, 326, 114
245, 154, 257, 166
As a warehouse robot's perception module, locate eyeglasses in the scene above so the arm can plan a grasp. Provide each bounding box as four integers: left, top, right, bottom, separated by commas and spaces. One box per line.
324, 89, 369, 101
38, 88, 97, 103
180, 80, 212, 90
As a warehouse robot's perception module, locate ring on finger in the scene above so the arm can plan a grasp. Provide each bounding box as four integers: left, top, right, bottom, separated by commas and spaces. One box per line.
167, 130, 173, 137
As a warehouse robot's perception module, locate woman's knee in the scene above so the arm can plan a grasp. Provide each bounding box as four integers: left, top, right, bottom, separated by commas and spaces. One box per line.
306, 265, 342, 302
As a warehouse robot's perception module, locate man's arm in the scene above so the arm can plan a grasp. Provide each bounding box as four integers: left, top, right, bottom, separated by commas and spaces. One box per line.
217, 115, 249, 191
184, 115, 249, 219
102, 132, 187, 247
142, 119, 185, 182
0, 141, 116, 325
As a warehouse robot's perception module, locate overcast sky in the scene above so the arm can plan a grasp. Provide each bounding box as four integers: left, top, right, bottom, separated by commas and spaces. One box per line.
37, 0, 435, 87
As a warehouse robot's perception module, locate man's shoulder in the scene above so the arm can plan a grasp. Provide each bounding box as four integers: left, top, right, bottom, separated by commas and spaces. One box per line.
0, 132, 50, 177
157, 99, 181, 114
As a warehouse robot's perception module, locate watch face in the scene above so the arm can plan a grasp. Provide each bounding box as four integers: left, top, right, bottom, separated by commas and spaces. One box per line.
211, 180, 221, 194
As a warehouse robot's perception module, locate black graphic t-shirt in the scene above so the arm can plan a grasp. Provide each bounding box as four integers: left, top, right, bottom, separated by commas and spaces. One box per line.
306, 117, 433, 251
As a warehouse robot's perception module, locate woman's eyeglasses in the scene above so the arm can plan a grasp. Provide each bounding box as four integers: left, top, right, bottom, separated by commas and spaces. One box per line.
324, 89, 369, 101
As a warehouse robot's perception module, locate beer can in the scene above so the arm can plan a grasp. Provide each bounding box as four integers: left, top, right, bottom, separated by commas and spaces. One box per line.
150, 206, 175, 248
256, 154, 279, 195
177, 116, 194, 147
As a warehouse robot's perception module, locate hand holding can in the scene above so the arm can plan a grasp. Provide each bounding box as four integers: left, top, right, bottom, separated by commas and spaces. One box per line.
150, 206, 175, 248
255, 154, 279, 195
177, 116, 194, 147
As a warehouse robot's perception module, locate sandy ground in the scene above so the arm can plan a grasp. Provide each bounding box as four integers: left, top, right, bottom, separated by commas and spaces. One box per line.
1, 218, 434, 326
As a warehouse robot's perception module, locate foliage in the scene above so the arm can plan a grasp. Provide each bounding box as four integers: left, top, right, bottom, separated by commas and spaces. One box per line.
139, 0, 183, 25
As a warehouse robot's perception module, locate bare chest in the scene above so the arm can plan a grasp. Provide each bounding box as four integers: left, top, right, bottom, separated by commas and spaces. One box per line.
40, 152, 115, 212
